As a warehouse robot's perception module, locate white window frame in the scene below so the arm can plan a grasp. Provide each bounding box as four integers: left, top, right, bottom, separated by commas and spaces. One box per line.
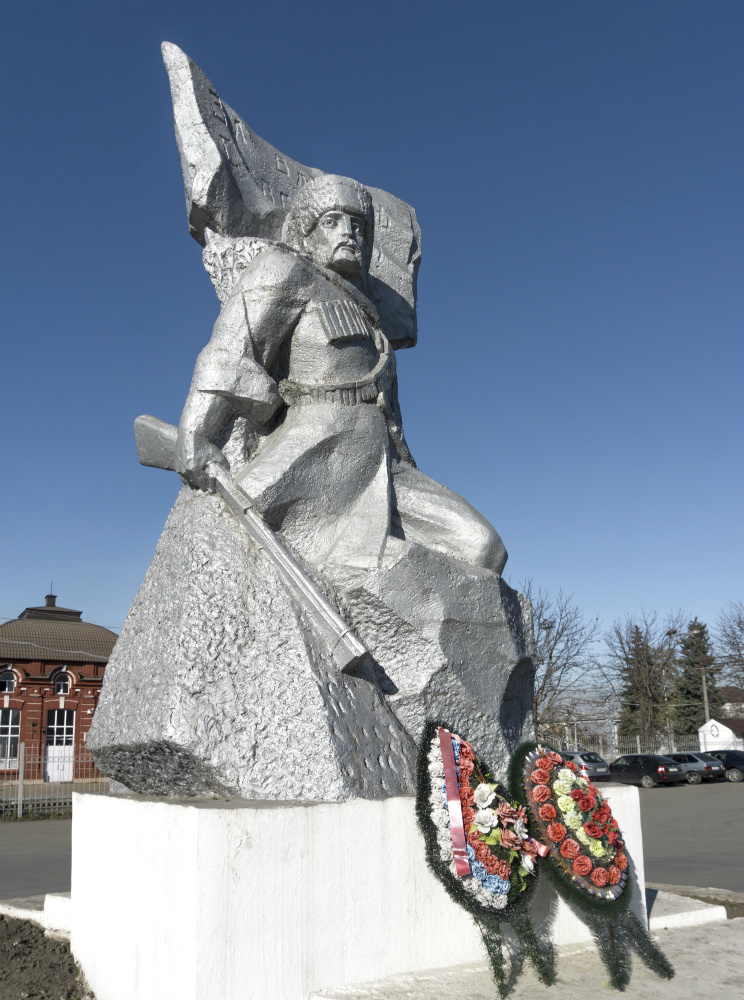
0, 708, 21, 769
46, 708, 75, 746
54, 672, 70, 695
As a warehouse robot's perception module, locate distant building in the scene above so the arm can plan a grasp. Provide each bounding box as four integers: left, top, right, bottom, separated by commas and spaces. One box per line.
0, 594, 117, 779
717, 686, 744, 718
698, 716, 744, 752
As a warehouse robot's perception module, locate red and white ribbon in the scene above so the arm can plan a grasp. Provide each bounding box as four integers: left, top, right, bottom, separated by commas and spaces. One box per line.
528, 837, 550, 858
438, 727, 472, 876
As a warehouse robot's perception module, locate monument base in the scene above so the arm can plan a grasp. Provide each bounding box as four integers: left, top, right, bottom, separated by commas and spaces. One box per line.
71, 785, 646, 1000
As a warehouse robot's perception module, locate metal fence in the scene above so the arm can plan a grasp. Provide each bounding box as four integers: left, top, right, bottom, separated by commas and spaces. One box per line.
0, 743, 109, 819
538, 731, 742, 759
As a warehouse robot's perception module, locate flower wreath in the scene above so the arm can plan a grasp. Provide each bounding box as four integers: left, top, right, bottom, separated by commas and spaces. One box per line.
416, 721, 554, 996
508, 741, 674, 991
520, 745, 629, 903
417, 727, 675, 997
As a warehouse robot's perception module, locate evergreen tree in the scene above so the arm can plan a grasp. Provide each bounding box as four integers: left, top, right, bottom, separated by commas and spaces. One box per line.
608, 622, 665, 743
671, 619, 722, 735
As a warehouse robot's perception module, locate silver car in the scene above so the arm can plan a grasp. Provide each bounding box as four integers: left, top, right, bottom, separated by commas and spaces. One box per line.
665, 752, 726, 783
558, 750, 612, 783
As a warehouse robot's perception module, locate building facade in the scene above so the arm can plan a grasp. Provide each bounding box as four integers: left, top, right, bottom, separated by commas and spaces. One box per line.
698, 716, 744, 752
0, 594, 117, 780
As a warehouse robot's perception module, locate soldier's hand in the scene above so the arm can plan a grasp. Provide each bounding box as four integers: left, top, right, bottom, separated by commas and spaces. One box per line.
175, 431, 229, 493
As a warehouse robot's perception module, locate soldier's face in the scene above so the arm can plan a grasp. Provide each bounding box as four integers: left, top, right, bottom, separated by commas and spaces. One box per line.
306, 210, 366, 277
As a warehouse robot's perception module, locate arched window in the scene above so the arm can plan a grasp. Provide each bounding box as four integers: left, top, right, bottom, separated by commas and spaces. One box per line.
0, 671, 15, 694
54, 672, 70, 695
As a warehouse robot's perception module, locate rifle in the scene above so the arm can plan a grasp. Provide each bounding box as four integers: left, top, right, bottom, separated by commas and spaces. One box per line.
133, 414, 368, 674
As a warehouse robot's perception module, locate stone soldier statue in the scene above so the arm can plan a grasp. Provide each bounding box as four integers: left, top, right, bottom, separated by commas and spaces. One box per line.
87, 44, 536, 803
176, 173, 506, 577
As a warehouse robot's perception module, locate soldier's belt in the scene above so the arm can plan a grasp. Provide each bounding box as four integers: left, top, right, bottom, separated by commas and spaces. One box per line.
278, 377, 390, 407
278, 344, 394, 407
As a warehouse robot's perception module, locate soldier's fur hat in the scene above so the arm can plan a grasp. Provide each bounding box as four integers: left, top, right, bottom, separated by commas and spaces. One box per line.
282, 174, 374, 271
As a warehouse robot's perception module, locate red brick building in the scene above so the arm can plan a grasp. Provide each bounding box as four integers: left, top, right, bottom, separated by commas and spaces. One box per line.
0, 594, 117, 780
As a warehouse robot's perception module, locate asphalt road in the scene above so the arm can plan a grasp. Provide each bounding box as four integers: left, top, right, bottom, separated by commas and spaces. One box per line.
0, 818, 71, 900
0, 781, 741, 900
638, 778, 744, 891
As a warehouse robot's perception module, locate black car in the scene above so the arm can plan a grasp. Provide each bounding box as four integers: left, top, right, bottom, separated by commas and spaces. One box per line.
707, 749, 744, 782
609, 754, 686, 788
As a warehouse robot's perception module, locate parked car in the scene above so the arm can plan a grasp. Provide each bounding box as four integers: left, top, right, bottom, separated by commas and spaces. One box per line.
558, 750, 612, 782
608, 754, 686, 788
664, 752, 726, 783
707, 749, 744, 782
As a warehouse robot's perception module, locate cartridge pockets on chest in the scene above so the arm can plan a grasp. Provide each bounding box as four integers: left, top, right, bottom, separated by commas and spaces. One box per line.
314, 300, 375, 344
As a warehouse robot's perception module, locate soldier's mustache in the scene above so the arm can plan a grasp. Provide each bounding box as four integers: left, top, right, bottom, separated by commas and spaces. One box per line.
333, 240, 360, 255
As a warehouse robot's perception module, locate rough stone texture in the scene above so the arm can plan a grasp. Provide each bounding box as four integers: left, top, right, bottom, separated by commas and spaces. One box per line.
333, 541, 535, 777
89, 486, 533, 798
88, 489, 416, 802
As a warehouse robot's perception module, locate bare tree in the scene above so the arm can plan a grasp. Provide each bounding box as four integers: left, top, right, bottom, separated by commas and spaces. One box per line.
601, 611, 686, 744
519, 580, 599, 740
714, 600, 744, 688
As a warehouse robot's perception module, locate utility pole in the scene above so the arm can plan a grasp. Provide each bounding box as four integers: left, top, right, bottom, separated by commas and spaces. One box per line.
662, 629, 677, 752
688, 625, 711, 723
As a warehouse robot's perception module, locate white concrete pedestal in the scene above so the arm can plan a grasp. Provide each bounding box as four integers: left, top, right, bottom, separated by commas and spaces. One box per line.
71, 784, 646, 1000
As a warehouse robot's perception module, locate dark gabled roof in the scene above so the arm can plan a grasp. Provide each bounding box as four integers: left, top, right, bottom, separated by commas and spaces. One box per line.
0, 595, 117, 664
710, 717, 744, 735
718, 686, 744, 702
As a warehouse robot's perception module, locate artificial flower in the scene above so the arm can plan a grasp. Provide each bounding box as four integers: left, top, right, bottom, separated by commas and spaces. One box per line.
615, 852, 628, 871
547, 751, 564, 766
607, 865, 622, 885
459, 757, 475, 779
483, 853, 504, 876
577, 795, 596, 812
468, 828, 483, 848
564, 811, 583, 832
532, 784, 552, 803
564, 760, 579, 773
494, 858, 512, 880
572, 855, 593, 876
546, 822, 567, 842
538, 803, 557, 821
498, 801, 519, 823
514, 817, 528, 839
583, 822, 603, 840
474, 808, 498, 833
559, 838, 581, 859
531, 767, 551, 785
473, 839, 490, 863
501, 827, 522, 850
590, 866, 609, 887
473, 783, 496, 808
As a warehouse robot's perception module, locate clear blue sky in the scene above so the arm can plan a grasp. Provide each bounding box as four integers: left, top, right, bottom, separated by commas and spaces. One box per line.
1, 1, 742, 636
